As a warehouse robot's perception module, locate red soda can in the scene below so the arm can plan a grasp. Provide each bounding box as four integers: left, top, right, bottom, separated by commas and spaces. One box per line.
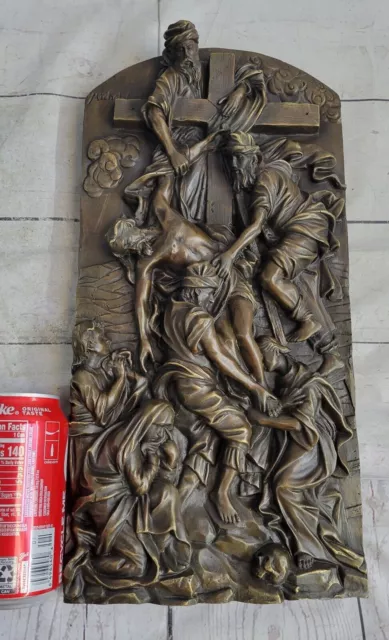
0, 394, 68, 607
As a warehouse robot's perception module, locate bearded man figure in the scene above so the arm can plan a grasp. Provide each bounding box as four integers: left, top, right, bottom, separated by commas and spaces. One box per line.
137, 20, 207, 222
69, 320, 148, 498
136, 20, 267, 223
107, 181, 266, 385
257, 337, 365, 573
213, 132, 345, 343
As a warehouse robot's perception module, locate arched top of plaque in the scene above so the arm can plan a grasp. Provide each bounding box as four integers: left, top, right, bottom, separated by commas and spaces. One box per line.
80, 46, 343, 269
86, 48, 341, 124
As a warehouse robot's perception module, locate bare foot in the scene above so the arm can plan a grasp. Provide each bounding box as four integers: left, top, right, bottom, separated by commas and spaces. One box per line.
319, 353, 345, 379
212, 491, 240, 525
297, 553, 314, 570
288, 317, 322, 342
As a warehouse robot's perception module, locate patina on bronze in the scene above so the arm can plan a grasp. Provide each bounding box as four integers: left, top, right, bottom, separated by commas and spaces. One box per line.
64, 19, 367, 605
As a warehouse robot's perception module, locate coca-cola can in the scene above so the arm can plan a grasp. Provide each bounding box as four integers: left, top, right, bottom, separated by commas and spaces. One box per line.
0, 394, 68, 607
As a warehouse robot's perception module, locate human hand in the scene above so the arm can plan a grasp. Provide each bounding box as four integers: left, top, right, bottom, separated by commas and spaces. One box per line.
206, 128, 230, 150
139, 338, 155, 374
255, 69, 266, 88
252, 386, 282, 418
262, 225, 279, 247
266, 394, 283, 418
281, 388, 305, 412
212, 251, 234, 278
111, 352, 127, 377
218, 85, 246, 119
169, 148, 189, 176
160, 440, 179, 471
116, 349, 133, 367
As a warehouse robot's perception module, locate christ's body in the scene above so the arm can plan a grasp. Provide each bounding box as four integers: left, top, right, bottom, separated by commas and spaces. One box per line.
108, 179, 266, 386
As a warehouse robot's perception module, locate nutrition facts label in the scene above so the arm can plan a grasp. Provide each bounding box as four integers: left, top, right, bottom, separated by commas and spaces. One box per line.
0, 395, 67, 600
0, 421, 29, 524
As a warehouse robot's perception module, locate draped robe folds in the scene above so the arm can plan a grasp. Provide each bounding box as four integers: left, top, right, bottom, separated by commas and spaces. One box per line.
154, 300, 252, 481
138, 221, 257, 346
208, 62, 267, 134
250, 160, 343, 277
259, 362, 365, 571
69, 363, 148, 496
64, 400, 191, 599
141, 66, 206, 222
125, 63, 266, 222
257, 137, 346, 300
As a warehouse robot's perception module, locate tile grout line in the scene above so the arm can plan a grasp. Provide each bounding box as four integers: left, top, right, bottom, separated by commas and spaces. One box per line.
357, 598, 367, 640
353, 341, 389, 345
167, 606, 173, 640
0, 217, 80, 222
0, 93, 388, 104
0, 92, 84, 99
157, 0, 162, 58
342, 98, 389, 103
0, 342, 73, 346
85, 600, 88, 640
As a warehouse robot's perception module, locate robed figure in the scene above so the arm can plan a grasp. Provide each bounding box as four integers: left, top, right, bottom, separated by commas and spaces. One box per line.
68, 320, 148, 496
257, 337, 365, 573
64, 399, 191, 600
131, 20, 267, 223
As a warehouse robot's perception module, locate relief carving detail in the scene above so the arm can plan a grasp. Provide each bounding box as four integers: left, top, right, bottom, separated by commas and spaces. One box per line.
65, 19, 367, 605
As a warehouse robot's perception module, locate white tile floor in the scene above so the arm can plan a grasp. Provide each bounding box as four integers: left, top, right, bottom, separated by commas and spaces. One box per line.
0, 1, 388, 637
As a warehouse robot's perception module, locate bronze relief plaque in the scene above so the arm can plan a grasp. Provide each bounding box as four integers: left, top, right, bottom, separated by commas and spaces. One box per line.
64, 20, 367, 604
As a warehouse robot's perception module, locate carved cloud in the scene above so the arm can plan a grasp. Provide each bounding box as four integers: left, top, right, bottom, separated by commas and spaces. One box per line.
83, 135, 140, 198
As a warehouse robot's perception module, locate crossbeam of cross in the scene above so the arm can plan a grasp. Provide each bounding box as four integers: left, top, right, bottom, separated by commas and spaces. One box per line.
113, 52, 320, 225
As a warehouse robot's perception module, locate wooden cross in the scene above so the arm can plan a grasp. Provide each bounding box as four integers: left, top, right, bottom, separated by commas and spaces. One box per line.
113, 52, 320, 226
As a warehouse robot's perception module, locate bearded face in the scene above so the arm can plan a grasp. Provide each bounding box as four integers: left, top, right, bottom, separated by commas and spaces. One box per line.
122, 231, 154, 257
72, 321, 111, 368
107, 219, 157, 258
230, 152, 258, 193
173, 39, 201, 86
